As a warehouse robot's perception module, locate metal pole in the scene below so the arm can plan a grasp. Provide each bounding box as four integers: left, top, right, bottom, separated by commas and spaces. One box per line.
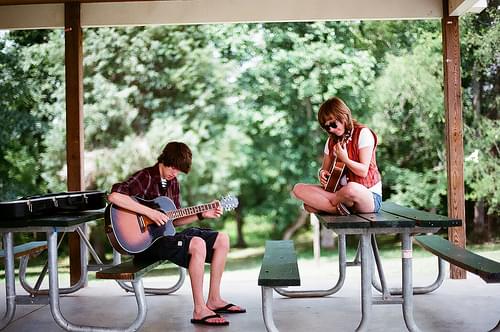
262, 287, 279, 332
401, 231, 421, 332
372, 256, 446, 296
311, 213, 320, 266
356, 232, 372, 332
47, 229, 148, 331
0, 232, 16, 330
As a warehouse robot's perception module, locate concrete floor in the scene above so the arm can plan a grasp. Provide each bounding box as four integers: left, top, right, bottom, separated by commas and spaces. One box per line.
1, 255, 499, 332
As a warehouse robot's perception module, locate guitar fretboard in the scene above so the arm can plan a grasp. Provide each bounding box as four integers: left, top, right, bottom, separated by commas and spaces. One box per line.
165, 202, 219, 220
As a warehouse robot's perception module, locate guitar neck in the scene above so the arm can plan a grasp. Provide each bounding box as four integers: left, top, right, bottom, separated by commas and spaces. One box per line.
165, 202, 219, 220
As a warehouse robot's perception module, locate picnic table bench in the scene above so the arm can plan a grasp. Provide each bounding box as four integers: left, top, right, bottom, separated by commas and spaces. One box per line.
415, 234, 500, 283
258, 240, 300, 332
0, 241, 47, 260
258, 202, 464, 332
415, 234, 500, 331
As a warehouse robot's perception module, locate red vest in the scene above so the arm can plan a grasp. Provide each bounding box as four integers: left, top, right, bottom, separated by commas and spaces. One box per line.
328, 125, 381, 188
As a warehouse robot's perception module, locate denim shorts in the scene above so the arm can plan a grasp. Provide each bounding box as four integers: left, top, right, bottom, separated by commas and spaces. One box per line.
372, 192, 382, 213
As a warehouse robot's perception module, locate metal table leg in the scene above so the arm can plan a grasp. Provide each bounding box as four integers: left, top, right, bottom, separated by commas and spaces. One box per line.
401, 231, 421, 332
47, 230, 148, 332
371, 235, 446, 296
356, 232, 372, 332
274, 233, 348, 298
262, 287, 279, 332
0, 232, 16, 331
18, 231, 87, 296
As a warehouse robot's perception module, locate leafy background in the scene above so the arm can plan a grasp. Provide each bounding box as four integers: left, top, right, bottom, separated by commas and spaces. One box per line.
0, 3, 498, 250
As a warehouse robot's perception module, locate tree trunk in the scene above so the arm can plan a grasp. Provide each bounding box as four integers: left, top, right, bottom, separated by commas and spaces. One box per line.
233, 196, 247, 248
472, 199, 490, 242
283, 208, 309, 240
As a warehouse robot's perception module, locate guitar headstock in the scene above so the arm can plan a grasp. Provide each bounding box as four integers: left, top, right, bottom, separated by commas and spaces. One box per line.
219, 195, 239, 211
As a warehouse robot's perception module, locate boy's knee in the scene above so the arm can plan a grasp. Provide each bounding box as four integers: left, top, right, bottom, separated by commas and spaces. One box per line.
189, 236, 207, 258
214, 232, 230, 252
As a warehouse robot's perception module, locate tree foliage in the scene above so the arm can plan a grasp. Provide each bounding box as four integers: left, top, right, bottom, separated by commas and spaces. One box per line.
0, 7, 498, 243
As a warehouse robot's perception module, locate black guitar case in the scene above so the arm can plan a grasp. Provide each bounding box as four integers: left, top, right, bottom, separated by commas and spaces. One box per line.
0, 190, 106, 219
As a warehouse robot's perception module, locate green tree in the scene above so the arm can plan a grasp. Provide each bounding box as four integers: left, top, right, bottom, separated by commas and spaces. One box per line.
369, 33, 448, 213
460, 2, 499, 240
224, 22, 377, 236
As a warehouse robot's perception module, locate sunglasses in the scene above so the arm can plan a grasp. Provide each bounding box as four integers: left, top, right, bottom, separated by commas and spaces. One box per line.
322, 122, 338, 131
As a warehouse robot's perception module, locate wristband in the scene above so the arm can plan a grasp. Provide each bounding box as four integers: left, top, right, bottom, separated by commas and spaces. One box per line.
197, 212, 204, 221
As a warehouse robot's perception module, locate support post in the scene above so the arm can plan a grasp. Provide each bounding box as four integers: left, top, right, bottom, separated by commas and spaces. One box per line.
65, 2, 85, 286
442, 0, 466, 279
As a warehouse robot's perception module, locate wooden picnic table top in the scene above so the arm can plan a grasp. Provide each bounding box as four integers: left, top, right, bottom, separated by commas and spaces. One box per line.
319, 202, 462, 229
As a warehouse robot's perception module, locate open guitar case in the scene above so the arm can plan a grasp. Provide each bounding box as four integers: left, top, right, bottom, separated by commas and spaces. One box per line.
0, 190, 106, 220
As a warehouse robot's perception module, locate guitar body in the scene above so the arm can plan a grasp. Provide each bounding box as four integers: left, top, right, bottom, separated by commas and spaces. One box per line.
324, 157, 346, 192
104, 194, 238, 255
323, 133, 350, 193
105, 196, 177, 255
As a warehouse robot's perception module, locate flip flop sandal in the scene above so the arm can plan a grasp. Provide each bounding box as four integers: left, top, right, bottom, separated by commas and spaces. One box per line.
212, 303, 247, 314
190, 313, 229, 326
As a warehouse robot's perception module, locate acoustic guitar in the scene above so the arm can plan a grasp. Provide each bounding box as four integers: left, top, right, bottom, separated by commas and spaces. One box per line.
324, 134, 351, 193
105, 195, 239, 255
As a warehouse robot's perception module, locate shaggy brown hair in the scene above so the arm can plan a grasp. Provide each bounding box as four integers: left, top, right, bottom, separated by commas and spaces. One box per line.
317, 97, 358, 142
157, 141, 192, 174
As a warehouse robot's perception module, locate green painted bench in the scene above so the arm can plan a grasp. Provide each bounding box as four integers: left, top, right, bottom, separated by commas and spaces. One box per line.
415, 235, 500, 283
258, 240, 300, 332
0, 241, 47, 259
96, 258, 166, 281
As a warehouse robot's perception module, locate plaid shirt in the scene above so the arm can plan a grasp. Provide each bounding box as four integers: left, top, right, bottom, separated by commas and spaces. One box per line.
110, 163, 181, 208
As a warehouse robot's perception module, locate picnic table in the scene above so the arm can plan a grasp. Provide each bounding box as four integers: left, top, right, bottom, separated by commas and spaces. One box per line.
259, 202, 462, 332
0, 211, 186, 331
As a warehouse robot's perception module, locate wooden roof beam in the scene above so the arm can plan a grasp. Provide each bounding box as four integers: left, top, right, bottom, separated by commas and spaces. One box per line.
1, 0, 444, 30
449, 0, 488, 16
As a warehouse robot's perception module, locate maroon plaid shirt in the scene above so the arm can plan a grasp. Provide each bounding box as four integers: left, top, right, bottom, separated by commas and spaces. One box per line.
110, 163, 181, 208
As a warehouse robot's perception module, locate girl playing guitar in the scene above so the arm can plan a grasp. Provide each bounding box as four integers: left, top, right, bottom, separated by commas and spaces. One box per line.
293, 97, 382, 215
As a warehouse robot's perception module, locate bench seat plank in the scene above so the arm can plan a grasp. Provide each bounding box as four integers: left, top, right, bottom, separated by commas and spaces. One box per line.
0, 241, 47, 259
415, 235, 500, 283
258, 240, 300, 287
96, 259, 166, 281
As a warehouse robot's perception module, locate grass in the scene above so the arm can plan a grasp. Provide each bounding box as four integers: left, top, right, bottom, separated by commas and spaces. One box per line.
3, 232, 500, 283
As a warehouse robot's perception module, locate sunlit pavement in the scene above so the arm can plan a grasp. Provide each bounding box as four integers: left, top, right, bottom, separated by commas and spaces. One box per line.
1, 254, 499, 332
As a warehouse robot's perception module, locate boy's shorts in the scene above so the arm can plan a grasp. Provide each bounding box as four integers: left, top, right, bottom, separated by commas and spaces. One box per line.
134, 227, 219, 268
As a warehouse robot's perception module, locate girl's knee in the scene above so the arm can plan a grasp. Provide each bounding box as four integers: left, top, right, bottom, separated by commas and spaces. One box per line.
292, 183, 308, 198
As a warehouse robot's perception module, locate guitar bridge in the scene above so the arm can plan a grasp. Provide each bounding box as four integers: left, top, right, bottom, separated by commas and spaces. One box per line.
137, 215, 146, 233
